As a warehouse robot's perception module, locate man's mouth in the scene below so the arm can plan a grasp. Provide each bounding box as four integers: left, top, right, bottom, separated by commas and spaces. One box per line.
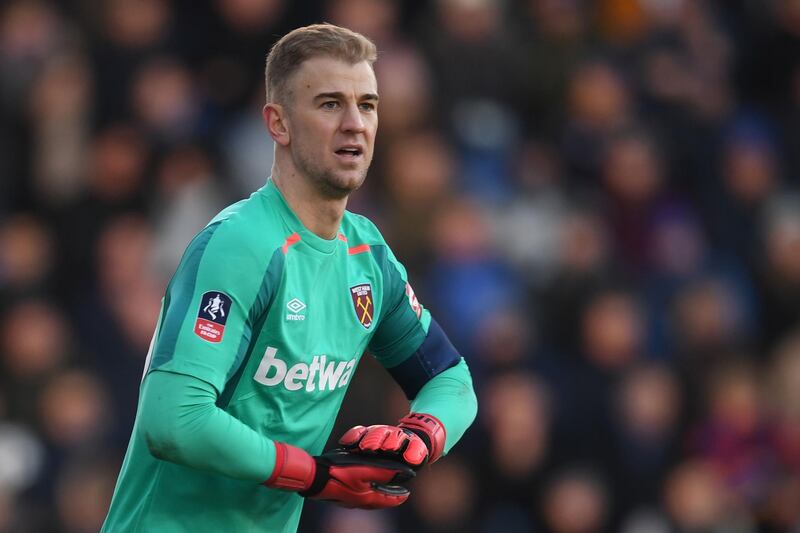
335, 146, 363, 159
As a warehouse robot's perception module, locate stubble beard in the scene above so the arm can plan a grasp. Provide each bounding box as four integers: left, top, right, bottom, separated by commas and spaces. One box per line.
293, 149, 369, 200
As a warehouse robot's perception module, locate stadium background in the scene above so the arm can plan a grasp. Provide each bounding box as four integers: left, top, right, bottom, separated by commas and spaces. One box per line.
2, 0, 800, 531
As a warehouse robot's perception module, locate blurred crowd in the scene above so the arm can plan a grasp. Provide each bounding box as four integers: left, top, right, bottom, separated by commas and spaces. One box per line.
1, 0, 800, 531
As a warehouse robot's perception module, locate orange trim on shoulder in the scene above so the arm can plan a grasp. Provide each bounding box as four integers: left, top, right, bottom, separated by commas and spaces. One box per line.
338, 233, 348, 242
281, 233, 301, 254
348, 244, 371, 255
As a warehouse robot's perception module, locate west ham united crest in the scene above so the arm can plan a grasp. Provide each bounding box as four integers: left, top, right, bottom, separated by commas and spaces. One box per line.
350, 284, 374, 329
194, 291, 232, 343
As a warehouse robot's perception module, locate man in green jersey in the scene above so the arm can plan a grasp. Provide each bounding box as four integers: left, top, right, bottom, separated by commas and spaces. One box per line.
103, 23, 478, 532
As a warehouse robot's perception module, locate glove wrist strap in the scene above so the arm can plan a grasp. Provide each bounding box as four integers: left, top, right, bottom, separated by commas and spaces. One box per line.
398, 412, 446, 464
298, 462, 330, 497
264, 442, 316, 492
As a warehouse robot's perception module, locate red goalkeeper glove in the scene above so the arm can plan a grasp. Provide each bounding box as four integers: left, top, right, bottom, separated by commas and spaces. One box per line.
338, 412, 447, 468
263, 442, 415, 509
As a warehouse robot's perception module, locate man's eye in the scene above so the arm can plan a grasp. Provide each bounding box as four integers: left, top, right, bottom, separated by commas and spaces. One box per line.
359, 103, 376, 111
322, 101, 339, 109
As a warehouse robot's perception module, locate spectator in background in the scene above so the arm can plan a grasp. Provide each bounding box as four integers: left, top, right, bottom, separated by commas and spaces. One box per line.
544, 286, 645, 469
325, 0, 403, 52
379, 130, 455, 276
28, 51, 92, 208
764, 335, 800, 529
52, 123, 150, 301
1, 299, 74, 422
370, 47, 433, 139
536, 204, 614, 356
561, 59, 632, 184
195, 0, 286, 112
72, 214, 161, 442
769, 335, 800, 476
423, 0, 524, 203
643, 203, 757, 360
476, 372, 552, 532
689, 360, 773, 512
757, 195, 800, 353
541, 467, 610, 533
516, 0, 590, 138
317, 506, 394, 533
704, 115, 782, 271
0, 214, 54, 298
611, 362, 683, 515
473, 308, 536, 375
490, 141, 571, 290
54, 456, 118, 533
407, 457, 477, 533
150, 145, 228, 278
662, 458, 752, 532
87, 0, 173, 126
37, 369, 111, 454
425, 196, 522, 362
668, 280, 753, 431
0, 1, 81, 211
130, 56, 204, 146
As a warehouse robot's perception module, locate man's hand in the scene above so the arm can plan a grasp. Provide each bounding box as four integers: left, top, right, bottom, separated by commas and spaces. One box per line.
338, 412, 447, 468
339, 424, 430, 467
301, 450, 415, 509
264, 442, 415, 509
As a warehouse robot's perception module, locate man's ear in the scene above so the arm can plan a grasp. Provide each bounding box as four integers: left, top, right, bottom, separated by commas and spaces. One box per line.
263, 103, 290, 146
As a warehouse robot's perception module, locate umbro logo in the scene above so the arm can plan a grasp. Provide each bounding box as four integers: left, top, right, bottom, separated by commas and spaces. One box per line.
286, 298, 306, 321
287, 298, 306, 313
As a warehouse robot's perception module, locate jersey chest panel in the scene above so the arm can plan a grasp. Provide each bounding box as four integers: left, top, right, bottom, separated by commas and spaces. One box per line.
225, 246, 381, 449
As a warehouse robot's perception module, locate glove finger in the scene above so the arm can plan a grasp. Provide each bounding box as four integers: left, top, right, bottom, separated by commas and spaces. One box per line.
358, 426, 391, 451
380, 427, 409, 452
401, 438, 429, 467
339, 426, 368, 447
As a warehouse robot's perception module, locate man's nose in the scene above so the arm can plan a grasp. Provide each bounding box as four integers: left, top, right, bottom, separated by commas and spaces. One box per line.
340, 103, 366, 133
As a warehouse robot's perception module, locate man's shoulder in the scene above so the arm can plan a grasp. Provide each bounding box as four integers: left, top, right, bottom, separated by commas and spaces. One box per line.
197, 191, 288, 257
341, 210, 387, 247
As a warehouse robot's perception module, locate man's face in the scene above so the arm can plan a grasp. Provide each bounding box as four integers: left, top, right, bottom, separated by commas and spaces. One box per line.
283, 56, 378, 198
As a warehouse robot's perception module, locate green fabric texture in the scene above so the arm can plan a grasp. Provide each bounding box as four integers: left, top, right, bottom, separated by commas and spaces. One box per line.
139, 370, 276, 482
367, 244, 432, 368
409, 358, 478, 454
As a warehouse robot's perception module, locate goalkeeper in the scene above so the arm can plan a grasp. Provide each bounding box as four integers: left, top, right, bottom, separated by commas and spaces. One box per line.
102, 23, 477, 533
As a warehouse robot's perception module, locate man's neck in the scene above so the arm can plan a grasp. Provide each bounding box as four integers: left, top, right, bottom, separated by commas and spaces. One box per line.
271, 167, 347, 240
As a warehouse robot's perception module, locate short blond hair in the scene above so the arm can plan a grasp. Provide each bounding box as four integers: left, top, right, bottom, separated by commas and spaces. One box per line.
265, 23, 377, 104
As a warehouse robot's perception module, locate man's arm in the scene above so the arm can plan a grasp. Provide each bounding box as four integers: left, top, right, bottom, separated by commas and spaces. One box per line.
407, 358, 477, 455
139, 369, 416, 508
138, 369, 276, 482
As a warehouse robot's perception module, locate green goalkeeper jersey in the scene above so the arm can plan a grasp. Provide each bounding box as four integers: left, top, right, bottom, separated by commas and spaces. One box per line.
102, 179, 435, 532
